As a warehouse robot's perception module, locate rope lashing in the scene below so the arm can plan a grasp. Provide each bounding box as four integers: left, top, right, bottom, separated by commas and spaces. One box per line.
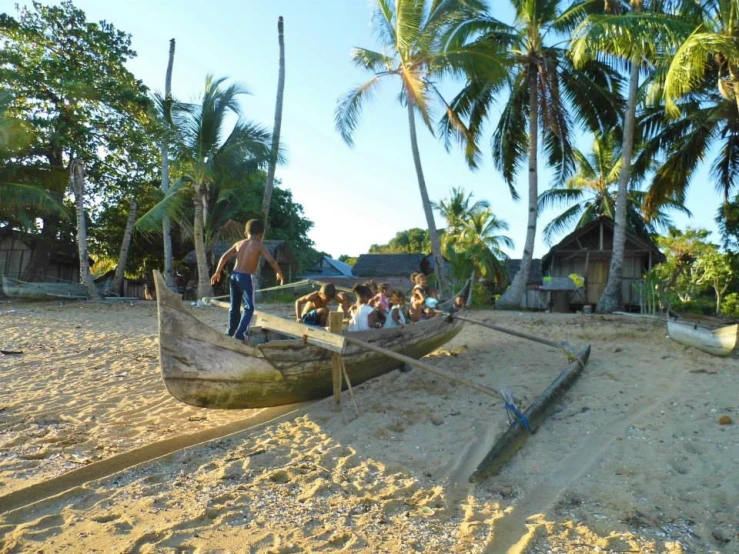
501, 386, 533, 434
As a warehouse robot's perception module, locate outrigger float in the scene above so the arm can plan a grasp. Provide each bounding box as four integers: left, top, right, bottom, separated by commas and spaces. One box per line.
153, 270, 591, 480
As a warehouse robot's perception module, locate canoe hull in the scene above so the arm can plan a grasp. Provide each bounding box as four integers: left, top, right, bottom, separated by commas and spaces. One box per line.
155, 271, 465, 409
667, 320, 738, 357
1, 277, 86, 300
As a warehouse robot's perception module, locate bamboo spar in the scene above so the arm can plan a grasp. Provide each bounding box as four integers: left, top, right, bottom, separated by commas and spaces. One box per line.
342, 335, 502, 401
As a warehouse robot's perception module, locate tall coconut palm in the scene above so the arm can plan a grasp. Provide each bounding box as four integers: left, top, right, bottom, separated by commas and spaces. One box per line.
335, 0, 507, 292
571, 1, 695, 311
539, 131, 690, 243
161, 38, 176, 289
261, 16, 286, 237
444, 0, 624, 309
139, 76, 273, 299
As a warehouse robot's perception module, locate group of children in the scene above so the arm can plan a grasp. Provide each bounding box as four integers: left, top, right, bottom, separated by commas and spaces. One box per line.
211, 218, 465, 343
295, 271, 454, 332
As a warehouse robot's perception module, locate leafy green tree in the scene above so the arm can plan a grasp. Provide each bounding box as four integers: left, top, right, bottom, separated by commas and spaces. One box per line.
538, 132, 689, 244
335, 0, 506, 292
445, 0, 624, 308
0, 1, 156, 279
653, 227, 715, 303
694, 249, 735, 314
370, 228, 432, 254
0, 90, 67, 229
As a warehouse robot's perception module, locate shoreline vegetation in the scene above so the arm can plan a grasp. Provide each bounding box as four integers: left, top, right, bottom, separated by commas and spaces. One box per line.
1, 300, 736, 553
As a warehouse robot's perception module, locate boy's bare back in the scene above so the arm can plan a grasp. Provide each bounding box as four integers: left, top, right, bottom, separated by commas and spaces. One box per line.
232, 238, 267, 274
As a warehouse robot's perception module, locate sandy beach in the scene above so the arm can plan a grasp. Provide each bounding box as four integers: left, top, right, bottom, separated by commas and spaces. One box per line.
0, 299, 737, 553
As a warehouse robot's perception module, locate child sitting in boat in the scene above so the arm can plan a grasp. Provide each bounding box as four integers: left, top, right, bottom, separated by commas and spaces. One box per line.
210, 219, 284, 342
348, 284, 383, 331
383, 290, 407, 328
370, 282, 390, 313
411, 273, 439, 318
295, 284, 348, 327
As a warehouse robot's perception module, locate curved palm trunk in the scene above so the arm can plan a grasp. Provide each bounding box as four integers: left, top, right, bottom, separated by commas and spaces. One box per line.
497, 71, 539, 309
162, 38, 176, 289
193, 189, 213, 299
70, 160, 99, 300
598, 58, 639, 313
111, 198, 137, 296
407, 101, 446, 291
261, 16, 285, 235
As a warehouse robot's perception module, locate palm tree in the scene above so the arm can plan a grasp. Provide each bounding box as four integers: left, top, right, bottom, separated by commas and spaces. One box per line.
456, 208, 514, 285
161, 38, 176, 289
335, 0, 507, 292
444, 0, 624, 308
261, 16, 286, 236
69, 159, 99, 300
539, 132, 689, 244
570, 1, 694, 312
138, 76, 273, 299
433, 186, 489, 236
663, 0, 739, 117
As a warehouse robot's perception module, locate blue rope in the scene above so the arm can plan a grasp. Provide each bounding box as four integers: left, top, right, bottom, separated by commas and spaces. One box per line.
504, 400, 533, 433
501, 386, 533, 434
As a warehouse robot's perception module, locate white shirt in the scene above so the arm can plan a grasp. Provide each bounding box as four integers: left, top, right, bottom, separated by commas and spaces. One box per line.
348, 304, 374, 332
383, 305, 406, 328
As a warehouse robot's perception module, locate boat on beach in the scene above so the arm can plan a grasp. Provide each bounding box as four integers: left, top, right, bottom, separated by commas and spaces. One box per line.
154, 270, 467, 409
1, 276, 87, 300
667, 318, 738, 357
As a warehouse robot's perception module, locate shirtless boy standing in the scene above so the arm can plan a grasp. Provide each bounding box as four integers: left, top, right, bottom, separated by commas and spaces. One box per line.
211, 219, 284, 341
295, 284, 349, 327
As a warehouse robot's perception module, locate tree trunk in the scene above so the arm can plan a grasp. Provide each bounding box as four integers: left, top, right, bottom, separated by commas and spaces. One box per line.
193, 188, 213, 299
261, 16, 285, 235
70, 160, 99, 300
111, 198, 137, 296
598, 58, 639, 313
162, 38, 176, 289
496, 69, 539, 309
407, 100, 446, 291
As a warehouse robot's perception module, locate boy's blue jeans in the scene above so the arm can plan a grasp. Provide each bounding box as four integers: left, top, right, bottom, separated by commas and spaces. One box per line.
228, 272, 255, 340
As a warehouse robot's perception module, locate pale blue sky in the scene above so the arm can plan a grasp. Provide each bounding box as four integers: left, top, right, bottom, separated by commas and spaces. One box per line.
28, 0, 722, 257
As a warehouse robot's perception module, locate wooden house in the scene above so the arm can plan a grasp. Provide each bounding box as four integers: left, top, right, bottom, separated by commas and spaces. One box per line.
541, 217, 665, 312
0, 229, 80, 283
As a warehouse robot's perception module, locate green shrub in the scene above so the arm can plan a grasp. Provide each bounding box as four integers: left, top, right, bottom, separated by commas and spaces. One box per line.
720, 293, 739, 318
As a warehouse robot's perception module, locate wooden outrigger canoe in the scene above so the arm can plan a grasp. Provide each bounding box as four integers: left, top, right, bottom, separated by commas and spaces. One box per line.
2, 276, 87, 300
667, 319, 738, 357
154, 271, 466, 409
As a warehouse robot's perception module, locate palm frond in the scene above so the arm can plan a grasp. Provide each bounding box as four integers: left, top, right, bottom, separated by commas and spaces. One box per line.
135, 180, 192, 235
334, 76, 386, 146
542, 203, 584, 245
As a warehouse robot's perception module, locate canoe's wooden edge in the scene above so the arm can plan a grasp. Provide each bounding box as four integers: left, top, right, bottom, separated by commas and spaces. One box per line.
469, 345, 591, 483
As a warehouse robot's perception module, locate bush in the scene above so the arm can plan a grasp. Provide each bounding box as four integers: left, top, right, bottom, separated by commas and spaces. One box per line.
720, 293, 739, 318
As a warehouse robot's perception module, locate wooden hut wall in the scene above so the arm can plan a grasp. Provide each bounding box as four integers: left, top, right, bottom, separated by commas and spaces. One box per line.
0, 235, 31, 279
549, 252, 646, 308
